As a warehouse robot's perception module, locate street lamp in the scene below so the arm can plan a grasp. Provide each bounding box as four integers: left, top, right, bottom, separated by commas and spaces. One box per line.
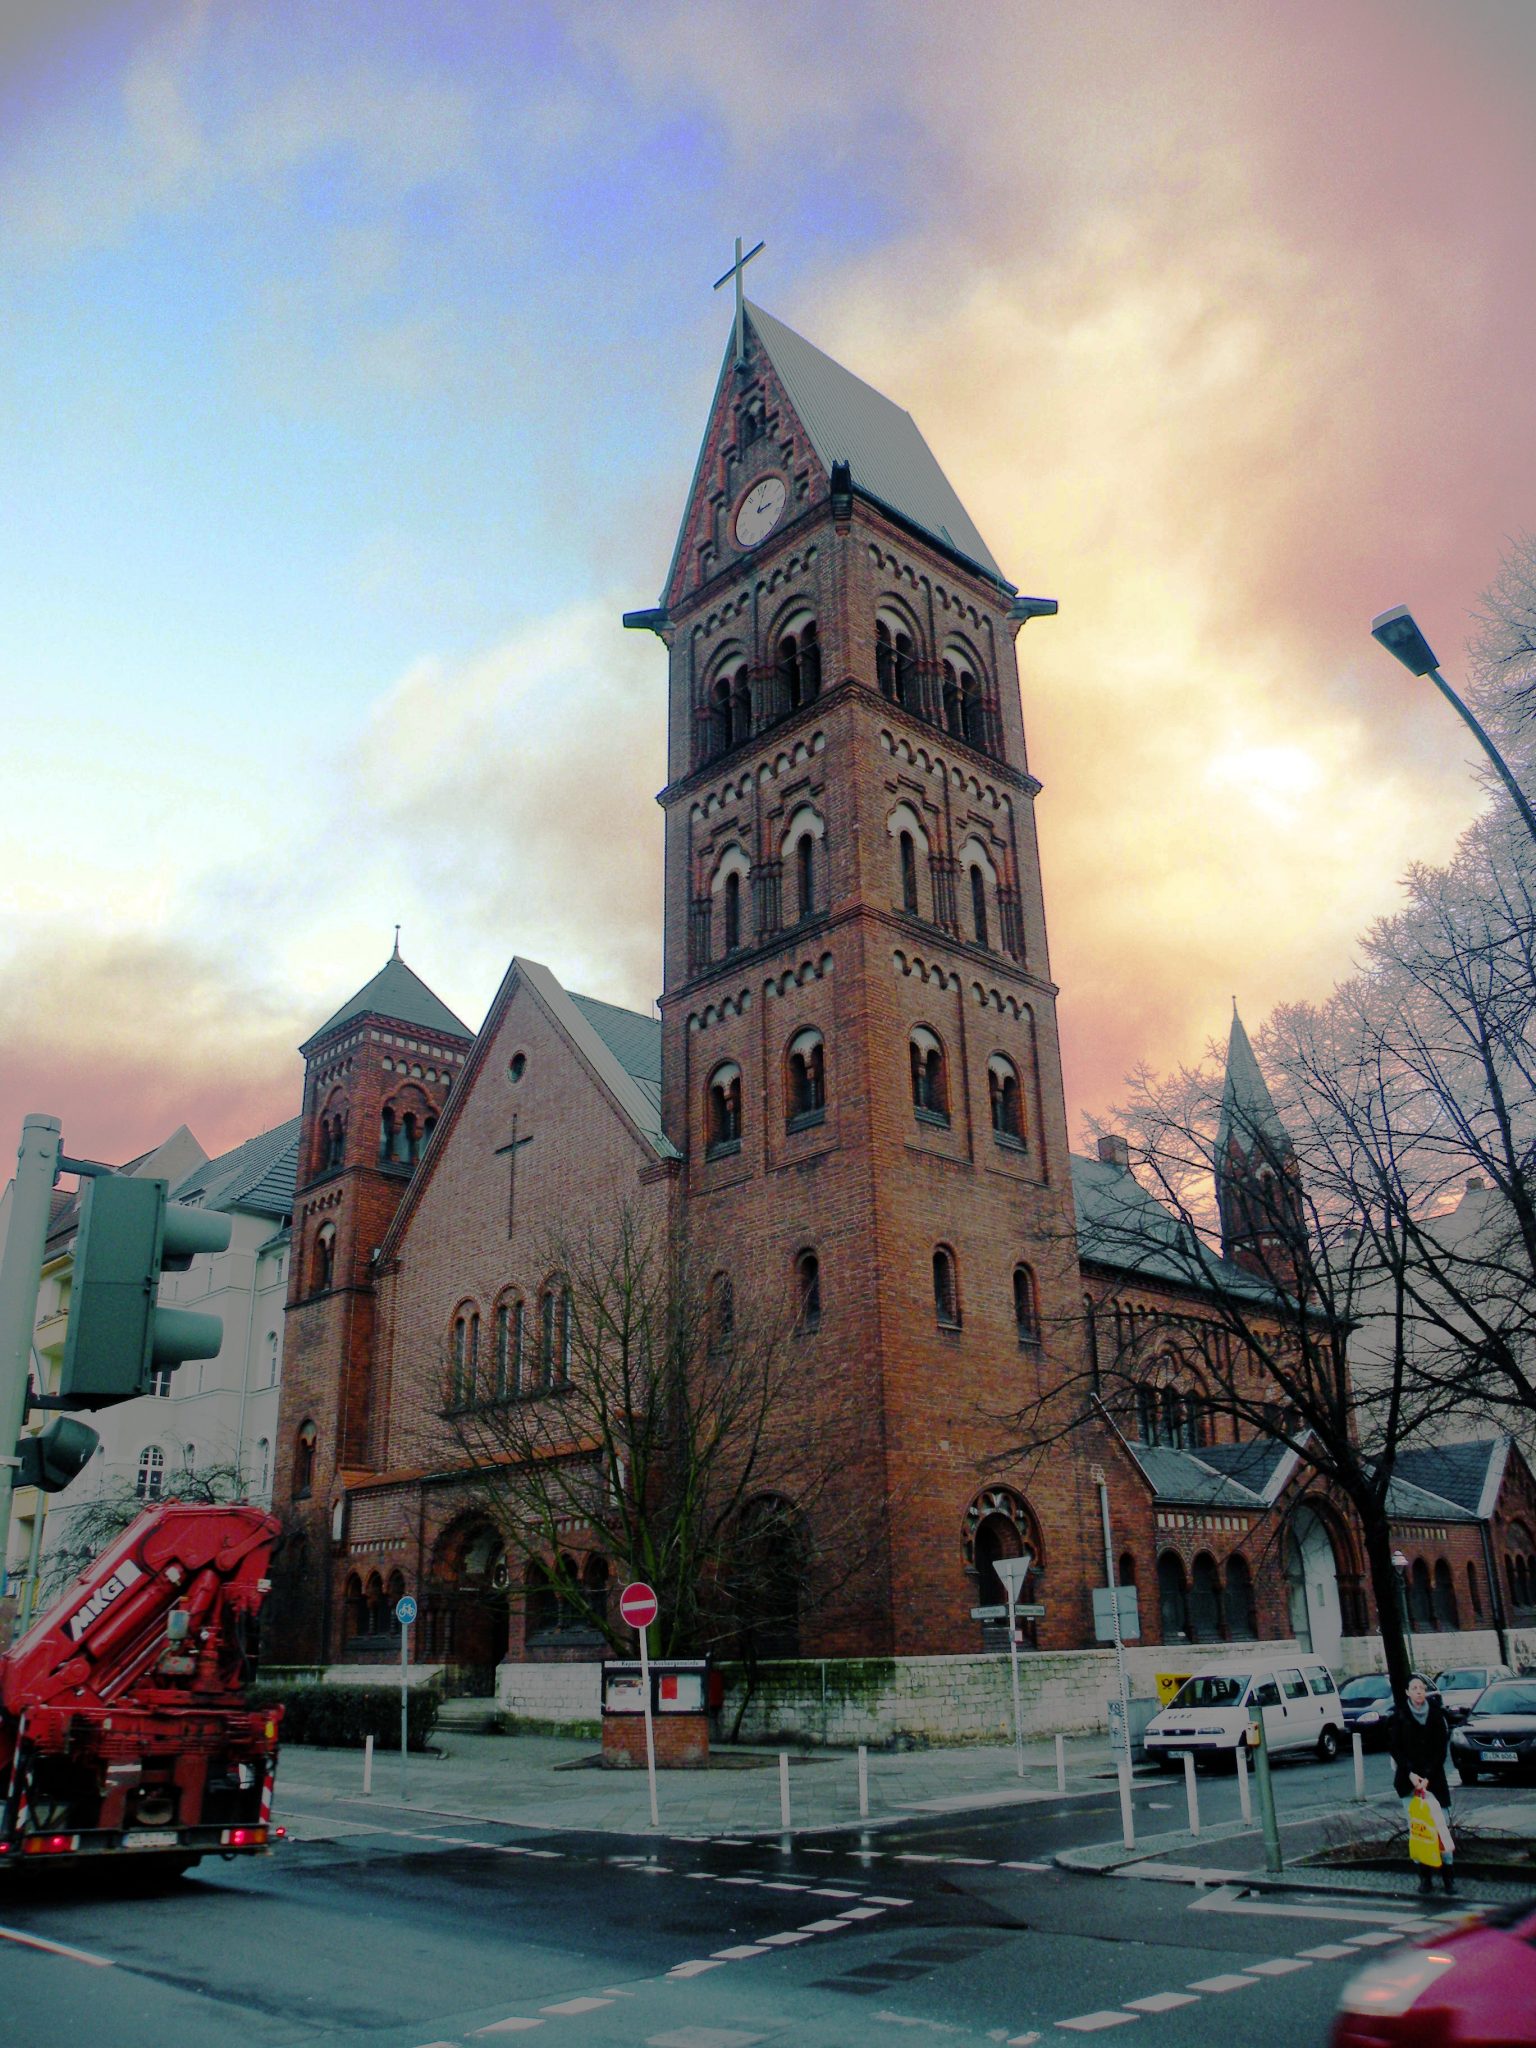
1371, 605, 1536, 848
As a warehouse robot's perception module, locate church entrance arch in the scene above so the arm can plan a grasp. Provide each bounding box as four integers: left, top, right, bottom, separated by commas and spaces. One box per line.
1285, 1504, 1344, 1664
428, 1517, 510, 1696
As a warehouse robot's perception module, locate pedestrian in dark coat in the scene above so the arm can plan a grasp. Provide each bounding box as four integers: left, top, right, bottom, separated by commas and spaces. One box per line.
1390, 1675, 1455, 1892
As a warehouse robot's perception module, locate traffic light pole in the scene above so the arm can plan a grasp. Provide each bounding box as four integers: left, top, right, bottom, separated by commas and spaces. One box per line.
0, 1115, 62, 1596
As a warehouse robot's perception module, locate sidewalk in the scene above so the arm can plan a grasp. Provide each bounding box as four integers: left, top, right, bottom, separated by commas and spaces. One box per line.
271, 1727, 1119, 1839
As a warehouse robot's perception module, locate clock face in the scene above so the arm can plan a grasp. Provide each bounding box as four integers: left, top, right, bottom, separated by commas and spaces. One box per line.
734, 475, 787, 548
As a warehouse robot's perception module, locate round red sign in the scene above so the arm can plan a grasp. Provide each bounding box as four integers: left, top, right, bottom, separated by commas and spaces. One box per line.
619, 1581, 658, 1630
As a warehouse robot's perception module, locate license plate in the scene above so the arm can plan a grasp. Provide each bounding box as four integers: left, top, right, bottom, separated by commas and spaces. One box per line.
121, 1829, 178, 1850
1483, 1748, 1518, 1763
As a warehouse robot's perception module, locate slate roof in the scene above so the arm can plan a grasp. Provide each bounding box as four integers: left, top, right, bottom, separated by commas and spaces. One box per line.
519, 964, 677, 1162
1390, 1441, 1502, 1519
169, 1117, 300, 1222
1217, 1008, 1292, 1159
746, 302, 1009, 586
1071, 1152, 1280, 1303
568, 993, 664, 1136
304, 952, 473, 1052
1196, 1439, 1295, 1497
1125, 1442, 1271, 1508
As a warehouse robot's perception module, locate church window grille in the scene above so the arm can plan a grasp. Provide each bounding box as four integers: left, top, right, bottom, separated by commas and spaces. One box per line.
970, 865, 990, 948
785, 1029, 826, 1129
723, 870, 741, 953
1013, 1263, 1040, 1348
933, 1245, 960, 1329
910, 1027, 949, 1123
293, 1421, 317, 1500
899, 831, 919, 914
136, 1446, 164, 1500
707, 1063, 743, 1156
795, 1249, 821, 1333
988, 1056, 1023, 1143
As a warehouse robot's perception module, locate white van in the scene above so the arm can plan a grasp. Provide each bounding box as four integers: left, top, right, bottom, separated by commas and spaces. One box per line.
1143, 1657, 1345, 1767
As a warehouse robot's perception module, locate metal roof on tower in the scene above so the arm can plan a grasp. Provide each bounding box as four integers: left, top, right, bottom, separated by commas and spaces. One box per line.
303, 952, 473, 1053
744, 302, 1009, 586
1217, 1007, 1292, 1159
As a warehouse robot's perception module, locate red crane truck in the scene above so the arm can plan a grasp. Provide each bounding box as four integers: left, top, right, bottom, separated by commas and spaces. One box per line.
0, 1501, 285, 1876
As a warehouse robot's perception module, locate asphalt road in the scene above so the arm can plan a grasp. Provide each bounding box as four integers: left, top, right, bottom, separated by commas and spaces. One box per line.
0, 1755, 1478, 2048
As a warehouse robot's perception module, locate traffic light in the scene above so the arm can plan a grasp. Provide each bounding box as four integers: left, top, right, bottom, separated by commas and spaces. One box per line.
59, 1177, 232, 1408
15, 1415, 100, 1491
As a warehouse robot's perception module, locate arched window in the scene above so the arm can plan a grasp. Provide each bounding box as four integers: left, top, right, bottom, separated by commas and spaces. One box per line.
494, 1302, 510, 1397
707, 1062, 743, 1156
710, 663, 750, 757
1157, 1551, 1190, 1641
385, 1568, 405, 1612
942, 660, 963, 738
293, 1421, 316, 1500
135, 1446, 165, 1500
777, 620, 821, 712
365, 1571, 385, 1634
1136, 1384, 1158, 1444
1410, 1557, 1435, 1631
723, 869, 741, 952
525, 1558, 558, 1640
1224, 1555, 1257, 1639
314, 1223, 336, 1296
899, 831, 919, 914
795, 1249, 821, 1333
1433, 1558, 1459, 1631
325, 1115, 345, 1170
1118, 1551, 1137, 1587
786, 1029, 826, 1128
796, 832, 816, 920
540, 1290, 555, 1385
989, 1055, 1023, 1144
709, 1271, 735, 1351
558, 1287, 572, 1383
1189, 1553, 1223, 1642
254, 1436, 270, 1497
264, 1330, 279, 1387
1013, 1263, 1040, 1347
910, 1027, 948, 1122
451, 1309, 479, 1407
962, 1487, 1042, 1645
1466, 1560, 1482, 1619
1161, 1385, 1183, 1449
403, 1112, 420, 1164
969, 865, 989, 948
378, 1106, 395, 1163
876, 618, 917, 707
344, 1573, 366, 1639
933, 1245, 960, 1329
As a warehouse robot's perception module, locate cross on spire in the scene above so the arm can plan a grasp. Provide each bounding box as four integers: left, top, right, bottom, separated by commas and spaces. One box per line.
713, 235, 765, 368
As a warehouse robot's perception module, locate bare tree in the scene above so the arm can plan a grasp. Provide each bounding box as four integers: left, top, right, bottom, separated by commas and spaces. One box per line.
443, 1202, 882, 1681
39, 1459, 254, 1604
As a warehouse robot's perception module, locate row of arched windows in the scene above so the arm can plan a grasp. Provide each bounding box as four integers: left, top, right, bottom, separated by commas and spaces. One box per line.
876, 619, 999, 757
448, 1287, 573, 1409
703, 619, 822, 763
701, 814, 821, 968
1507, 1539, 1536, 1611
890, 809, 1014, 957
931, 1249, 1040, 1342
703, 1032, 1027, 1154
1134, 1383, 1213, 1451
1155, 1550, 1257, 1643
344, 1568, 407, 1639
1406, 1555, 1466, 1632
379, 1104, 436, 1166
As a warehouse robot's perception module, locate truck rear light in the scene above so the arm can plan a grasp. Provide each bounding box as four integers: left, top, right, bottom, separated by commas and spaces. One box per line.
23, 1834, 78, 1855
221, 1825, 268, 1847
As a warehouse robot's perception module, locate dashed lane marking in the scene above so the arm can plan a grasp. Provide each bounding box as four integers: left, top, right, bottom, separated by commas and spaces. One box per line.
710, 1945, 770, 1962
799, 1919, 850, 1933
866, 1895, 913, 1906
541, 1998, 614, 2015
1246, 1958, 1312, 1976
1056, 2013, 1139, 2032
1186, 1972, 1259, 1993
470, 2022, 545, 2036
1348, 1931, 1406, 1948
0, 1924, 116, 1968
666, 1961, 729, 1979
1003, 1860, 1051, 1872
1124, 1992, 1197, 2013
1297, 1943, 1361, 1961
837, 1907, 887, 1921
757, 1931, 816, 1946
644, 2029, 768, 2047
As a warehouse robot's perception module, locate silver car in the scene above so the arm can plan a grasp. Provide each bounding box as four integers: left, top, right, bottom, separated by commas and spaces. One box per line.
1435, 1662, 1512, 1725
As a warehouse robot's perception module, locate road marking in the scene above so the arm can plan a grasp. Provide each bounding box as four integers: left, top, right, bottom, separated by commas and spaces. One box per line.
942, 1856, 995, 1865
895, 1852, 943, 1862
866, 1894, 914, 1905
758, 1881, 810, 1891
645, 2029, 768, 2047
472, 2023, 546, 2036
1190, 1888, 1424, 1925
1056, 2013, 1139, 2032
541, 1997, 614, 2015
1003, 1860, 1051, 1871
1247, 1958, 1311, 1976
837, 1906, 886, 1921
1186, 1972, 1258, 1992
1124, 1992, 1197, 2012
1119, 1863, 1250, 1883
0, 1924, 116, 1968
667, 1961, 729, 1978
809, 1887, 860, 1897
1297, 1943, 1361, 1960
798, 1918, 849, 1933
1348, 1932, 1406, 1948
758, 1931, 816, 1946
710, 1945, 770, 1961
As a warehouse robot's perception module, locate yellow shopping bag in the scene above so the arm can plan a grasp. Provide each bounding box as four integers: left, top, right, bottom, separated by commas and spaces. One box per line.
1408, 1794, 1443, 1868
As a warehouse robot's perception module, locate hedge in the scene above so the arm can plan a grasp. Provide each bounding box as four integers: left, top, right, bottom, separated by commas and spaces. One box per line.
249, 1682, 440, 1751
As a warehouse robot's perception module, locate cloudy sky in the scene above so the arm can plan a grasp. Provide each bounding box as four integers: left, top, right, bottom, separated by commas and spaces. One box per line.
3, 0, 1533, 1167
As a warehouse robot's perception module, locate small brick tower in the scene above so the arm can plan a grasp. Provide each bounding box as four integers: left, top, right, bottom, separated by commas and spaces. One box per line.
268, 943, 473, 1662
630, 300, 1099, 1657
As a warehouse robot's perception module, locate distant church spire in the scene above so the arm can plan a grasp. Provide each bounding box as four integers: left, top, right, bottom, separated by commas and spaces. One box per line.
1215, 1007, 1302, 1279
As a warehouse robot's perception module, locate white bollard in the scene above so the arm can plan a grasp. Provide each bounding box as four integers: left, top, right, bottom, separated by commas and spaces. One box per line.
779, 1751, 792, 1831
363, 1732, 374, 1797
1117, 1751, 1135, 1850
1183, 1750, 1201, 1837
1055, 1731, 1066, 1795
858, 1744, 869, 1819
1236, 1740, 1252, 1824
1352, 1730, 1366, 1802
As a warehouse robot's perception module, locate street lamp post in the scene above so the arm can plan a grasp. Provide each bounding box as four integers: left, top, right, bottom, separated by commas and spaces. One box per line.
1371, 605, 1536, 849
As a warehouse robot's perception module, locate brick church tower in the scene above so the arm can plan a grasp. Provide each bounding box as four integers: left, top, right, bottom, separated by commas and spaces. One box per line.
628, 301, 1100, 1657
268, 944, 473, 1660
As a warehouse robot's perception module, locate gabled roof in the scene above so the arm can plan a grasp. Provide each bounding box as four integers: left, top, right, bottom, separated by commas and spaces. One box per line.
1071, 1152, 1281, 1302
1390, 1439, 1505, 1519
528, 967, 675, 1161
568, 992, 664, 1139
303, 951, 473, 1053
744, 302, 1009, 586
1125, 1442, 1268, 1508
169, 1117, 301, 1222
1196, 1438, 1297, 1500
1218, 1008, 1292, 1160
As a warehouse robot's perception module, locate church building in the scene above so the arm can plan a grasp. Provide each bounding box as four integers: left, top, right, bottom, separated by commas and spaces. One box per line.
267, 300, 1536, 1712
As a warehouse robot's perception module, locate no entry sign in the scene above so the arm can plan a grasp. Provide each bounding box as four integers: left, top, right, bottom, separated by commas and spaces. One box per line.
619, 1581, 658, 1630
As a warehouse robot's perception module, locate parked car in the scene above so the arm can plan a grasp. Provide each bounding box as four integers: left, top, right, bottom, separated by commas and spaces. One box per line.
1434, 1662, 1512, 1724
1337, 1671, 1437, 1750
1450, 1677, 1536, 1784
1332, 1898, 1536, 2045
1143, 1657, 1344, 1767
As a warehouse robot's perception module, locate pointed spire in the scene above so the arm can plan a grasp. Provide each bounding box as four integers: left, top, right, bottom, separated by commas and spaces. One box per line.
1217, 1008, 1291, 1160
392, 924, 402, 960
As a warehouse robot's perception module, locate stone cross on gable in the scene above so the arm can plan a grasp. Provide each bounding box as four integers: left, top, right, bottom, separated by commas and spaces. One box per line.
713, 235, 764, 368
494, 1116, 534, 1237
